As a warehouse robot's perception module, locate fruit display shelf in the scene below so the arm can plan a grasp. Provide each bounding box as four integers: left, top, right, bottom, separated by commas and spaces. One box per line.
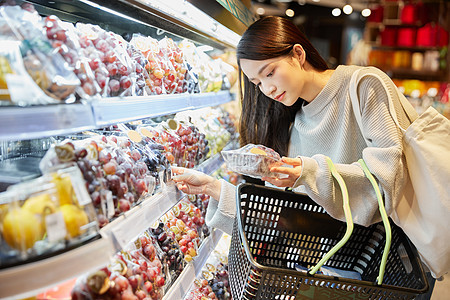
0, 103, 96, 141
0, 91, 234, 141
0, 143, 233, 300
100, 182, 183, 250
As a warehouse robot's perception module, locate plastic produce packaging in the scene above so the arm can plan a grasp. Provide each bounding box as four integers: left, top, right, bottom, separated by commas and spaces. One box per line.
0, 165, 98, 268
0, 5, 80, 102
221, 144, 285, 180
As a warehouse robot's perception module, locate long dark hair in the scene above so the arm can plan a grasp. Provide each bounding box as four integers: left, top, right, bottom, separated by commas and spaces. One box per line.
237, 16, 329, 156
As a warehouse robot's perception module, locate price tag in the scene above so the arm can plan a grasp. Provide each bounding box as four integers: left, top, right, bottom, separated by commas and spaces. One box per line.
45, 211, 67, 242
69, 174, 91, 206
146, 176, 156, 195
105, 190, 115, 218
159, 170, 166, 185
6, 74, 37, 104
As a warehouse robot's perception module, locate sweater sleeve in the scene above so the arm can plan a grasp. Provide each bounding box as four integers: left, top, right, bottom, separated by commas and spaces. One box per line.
293, 68, 411, 226
205, 179, 237, 235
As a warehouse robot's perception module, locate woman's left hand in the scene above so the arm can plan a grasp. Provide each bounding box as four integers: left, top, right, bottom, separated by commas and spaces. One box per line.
262, 157, 303, 187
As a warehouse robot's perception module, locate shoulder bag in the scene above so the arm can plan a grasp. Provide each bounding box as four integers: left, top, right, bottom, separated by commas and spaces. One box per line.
350, 69, 450, 278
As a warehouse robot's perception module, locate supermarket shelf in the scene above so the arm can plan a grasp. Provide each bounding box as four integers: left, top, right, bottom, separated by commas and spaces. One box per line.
188, 91, 235, 110
92, 91, 233, 127
0, 237, 114, 300
0, 103, 96, 141
92, 94, 190, 127
383, 68, 447, 80
0, 92, 234, 141
100, 182, 183, 250
0, 150, 226, 300
163, 228, 224, 300
371, 45, 444, 52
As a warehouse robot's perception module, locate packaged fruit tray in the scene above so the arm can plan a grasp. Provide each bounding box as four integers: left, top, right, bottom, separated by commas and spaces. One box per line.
221, 144, 283, 180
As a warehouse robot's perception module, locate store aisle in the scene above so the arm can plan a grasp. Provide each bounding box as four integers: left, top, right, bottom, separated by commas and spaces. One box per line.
431, 276, 450, 300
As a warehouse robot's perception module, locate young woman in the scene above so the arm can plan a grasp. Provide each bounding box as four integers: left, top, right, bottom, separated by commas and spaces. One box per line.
172, 16, 435, 298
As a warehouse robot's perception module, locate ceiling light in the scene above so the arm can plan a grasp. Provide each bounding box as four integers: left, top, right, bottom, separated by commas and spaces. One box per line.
285, 8, 295, 17
343, 4, 353, 15
256, 7, 265, 15
361, 8, 371, 17
312, 0, 321, 2
332, 8, 341, 16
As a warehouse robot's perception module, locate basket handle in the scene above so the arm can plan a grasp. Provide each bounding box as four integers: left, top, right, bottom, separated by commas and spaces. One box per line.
358, 159, 392, 285
309, 157, 354, 275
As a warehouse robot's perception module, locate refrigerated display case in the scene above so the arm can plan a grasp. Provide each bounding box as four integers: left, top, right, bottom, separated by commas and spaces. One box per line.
0, 1, 240, 299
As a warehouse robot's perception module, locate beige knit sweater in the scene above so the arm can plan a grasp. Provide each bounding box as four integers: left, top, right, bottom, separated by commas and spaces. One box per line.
206, 65, 417, 234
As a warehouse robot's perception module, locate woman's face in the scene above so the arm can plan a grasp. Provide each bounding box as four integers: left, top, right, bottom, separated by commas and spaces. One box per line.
240, 53, 307, 106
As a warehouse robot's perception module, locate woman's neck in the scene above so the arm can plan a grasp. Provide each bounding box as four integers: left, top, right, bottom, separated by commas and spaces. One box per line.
303, 68, 335, 103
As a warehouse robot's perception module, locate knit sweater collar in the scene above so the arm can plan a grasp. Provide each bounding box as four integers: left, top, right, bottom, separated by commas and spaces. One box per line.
300, 65, 349, 116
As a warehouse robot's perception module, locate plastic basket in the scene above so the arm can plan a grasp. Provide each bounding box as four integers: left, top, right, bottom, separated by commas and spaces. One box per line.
229, 183, 429, 300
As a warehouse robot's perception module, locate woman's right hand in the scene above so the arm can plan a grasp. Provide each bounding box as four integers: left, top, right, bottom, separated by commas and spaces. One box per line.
171, 167, 221, 200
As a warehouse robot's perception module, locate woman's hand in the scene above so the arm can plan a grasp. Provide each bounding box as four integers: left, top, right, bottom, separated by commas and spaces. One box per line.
172, 167, 221, 199
262, 157, 303, 188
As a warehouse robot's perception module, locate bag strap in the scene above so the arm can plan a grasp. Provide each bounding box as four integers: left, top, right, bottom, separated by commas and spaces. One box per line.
309, 157, 354, 274
349, 69, 408, 147
308, 157, 391, 285
358, 159, 392, 285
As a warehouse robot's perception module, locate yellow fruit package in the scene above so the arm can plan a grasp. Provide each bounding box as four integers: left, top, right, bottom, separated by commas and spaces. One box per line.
1, 169, 99, 267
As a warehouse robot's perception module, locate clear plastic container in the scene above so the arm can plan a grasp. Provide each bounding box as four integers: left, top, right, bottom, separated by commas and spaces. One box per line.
221, 144, 284, 180
0, 165, 99, 268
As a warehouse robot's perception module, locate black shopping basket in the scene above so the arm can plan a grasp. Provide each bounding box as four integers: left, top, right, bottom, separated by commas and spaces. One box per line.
228, 183, 429, 300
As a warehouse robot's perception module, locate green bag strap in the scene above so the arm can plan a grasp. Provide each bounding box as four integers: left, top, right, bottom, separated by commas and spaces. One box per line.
309, 157, 354, 275
358, 159, 392, 285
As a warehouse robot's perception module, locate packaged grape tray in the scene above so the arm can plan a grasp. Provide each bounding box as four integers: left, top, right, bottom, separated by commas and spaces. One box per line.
221, 144, 284, 180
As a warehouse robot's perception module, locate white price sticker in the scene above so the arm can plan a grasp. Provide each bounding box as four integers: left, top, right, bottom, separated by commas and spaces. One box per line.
69, 174, 91, 206
6, 74, 37, 103
45, 211, 67, 242
159, 170, 166, 188
106, 190, 115, 219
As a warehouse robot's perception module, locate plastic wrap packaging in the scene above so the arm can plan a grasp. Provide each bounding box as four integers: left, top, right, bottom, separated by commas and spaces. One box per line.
75, 23, 135, 97
130, 34, 167, 95
125, 42, 152, 96
0, 5, 80, 102
158, 37, 189, 94
44, 15, 101, 99
71, 233, 168, 299
178, 39, 222, 93
159, 208, 200, 265
175, 107, 231, 156
221, 144, 286, 180
0, 165, 99, 268
148, 221, 186, 285
39, 134, 159, 227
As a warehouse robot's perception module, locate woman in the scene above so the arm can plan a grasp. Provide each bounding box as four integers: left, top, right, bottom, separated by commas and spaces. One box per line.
172, 16, 434, 298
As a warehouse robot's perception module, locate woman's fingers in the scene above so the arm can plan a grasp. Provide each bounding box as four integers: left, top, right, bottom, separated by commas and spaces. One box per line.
176, 183, 203, 195
262, 176, 293, 187
171, 166, 186, 175
270, 166, 294, 174
281, 157, 302, 166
